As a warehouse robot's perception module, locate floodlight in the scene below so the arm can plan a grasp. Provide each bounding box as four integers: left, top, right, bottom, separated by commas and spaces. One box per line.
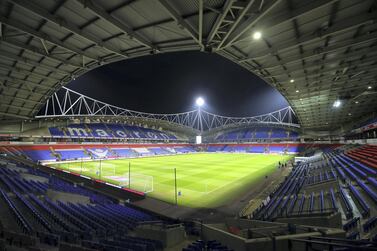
253, 31, 262, 40
368, 86, 372, 89
333, 100, 341, 108
290, 79, 295, 83
196, 97, 205, 107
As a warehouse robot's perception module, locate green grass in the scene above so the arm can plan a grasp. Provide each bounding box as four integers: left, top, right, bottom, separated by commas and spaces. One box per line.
51, 153, 292, 208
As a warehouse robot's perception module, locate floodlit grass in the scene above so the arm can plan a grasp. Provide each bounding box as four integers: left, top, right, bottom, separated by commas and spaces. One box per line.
52, 153, 292, 208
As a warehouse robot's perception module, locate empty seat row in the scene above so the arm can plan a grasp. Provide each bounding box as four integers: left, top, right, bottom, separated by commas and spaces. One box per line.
348, 185, 370, 218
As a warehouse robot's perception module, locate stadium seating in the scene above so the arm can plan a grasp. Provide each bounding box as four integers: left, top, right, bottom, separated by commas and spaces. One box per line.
289, 131, 299, 139
270, 128, 287, 138
49, 123, 177, 141
0, 157, 164, 250
343, 217, 359, 231
363, 216, 377, 232
86, 123, 114, 138
254, 127, 270, 139
269, 145, 286, 153
23, 150, 55, 162
86, 148, 113, 159
207, 144, 299, 154
251, 144, 377, 237
55, 149, 88, 160
12, 144, 202, 162
149, 147, 171, 155
248, 145, 265, 153
207, 145, 223, 152
174, 146, 196, 153
215, 126, 299, 142
10, 143, 307, 164
346, 145, 377, 168
112, 148, 138, 158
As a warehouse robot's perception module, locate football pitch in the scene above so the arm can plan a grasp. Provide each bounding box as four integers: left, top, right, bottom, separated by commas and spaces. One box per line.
52, 153, 292, 208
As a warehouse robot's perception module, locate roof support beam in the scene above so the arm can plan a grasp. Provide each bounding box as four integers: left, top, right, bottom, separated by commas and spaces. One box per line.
215, 0, 258, 50
285, 77, 377, 95
268, 51, 377, 78
0, 74, 52, 90
0, 15, 99, 61
0, 38, 84, 68
220, 0, 283, 49
133, 9, 213, 33
0, 50, 69, 75
0, 103, 35, 112
40, 38, 49, 55
0, 82, 45, 95
0, 94, 43, 105
207, 0, 235, 44
282, 76, 377, 94
0, 63, 61, 82
238, 12, 376, 62
198, 0, 204, 47
8, 0, 130, 59
229, 0, 340, 48
270, 63, 377, 82
0, 111, 30, 119
158, 0, 201, 46
76, 0, 157, 51
254, 32, 377, 69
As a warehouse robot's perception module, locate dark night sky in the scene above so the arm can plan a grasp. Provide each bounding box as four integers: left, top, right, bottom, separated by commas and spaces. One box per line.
67, 51, 288, 117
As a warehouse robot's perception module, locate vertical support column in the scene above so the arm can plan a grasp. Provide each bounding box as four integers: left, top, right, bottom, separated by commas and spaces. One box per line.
129, 162, 131, 189
198, 0, 203, 48
99, 159, 102, 179
198, 107, 203, 134
174, 168, 178, 205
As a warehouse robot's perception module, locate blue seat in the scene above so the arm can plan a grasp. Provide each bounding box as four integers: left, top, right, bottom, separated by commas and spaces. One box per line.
349, 185, 370, 218
363, 216, 377, 232
339, 188, 353, 219
343, 217, 359, 231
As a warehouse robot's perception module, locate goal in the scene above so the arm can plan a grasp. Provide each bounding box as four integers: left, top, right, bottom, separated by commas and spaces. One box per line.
95, 162, 116, 177
120, 172, 154, 193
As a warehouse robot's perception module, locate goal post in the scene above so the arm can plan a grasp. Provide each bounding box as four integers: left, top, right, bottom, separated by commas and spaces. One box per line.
99, 164, 116, 176
119, 172, 154, 193
91, 160, 116, 177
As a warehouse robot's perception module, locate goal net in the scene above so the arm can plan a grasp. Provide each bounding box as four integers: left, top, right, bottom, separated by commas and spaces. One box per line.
92, 161, 116, 177
119, 172, 154, 193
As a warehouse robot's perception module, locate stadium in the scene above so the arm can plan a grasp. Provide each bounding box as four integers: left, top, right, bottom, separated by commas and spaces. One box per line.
0, 0, 377, 251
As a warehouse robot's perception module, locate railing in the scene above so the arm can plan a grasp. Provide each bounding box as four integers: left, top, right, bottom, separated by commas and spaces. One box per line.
288, 236, 377, 251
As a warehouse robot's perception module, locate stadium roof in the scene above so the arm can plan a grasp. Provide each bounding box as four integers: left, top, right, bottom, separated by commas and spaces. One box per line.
0, 0, 376, 130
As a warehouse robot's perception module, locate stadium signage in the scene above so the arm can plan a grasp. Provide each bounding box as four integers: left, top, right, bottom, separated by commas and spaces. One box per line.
66, 126, 171, 139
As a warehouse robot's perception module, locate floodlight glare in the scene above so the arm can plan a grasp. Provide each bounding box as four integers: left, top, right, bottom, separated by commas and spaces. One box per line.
253, 31, 262, 40
333, 100, 341, 108
196, 97, 205, 107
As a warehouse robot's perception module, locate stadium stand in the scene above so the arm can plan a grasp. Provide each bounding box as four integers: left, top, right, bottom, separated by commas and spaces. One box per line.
0, 156, 169, 251
6, 144, 201, 162
49, 123, 177, 141
1, 1, 377, 249
215, 126, 299, 142
247, 145, 377, 246
6, 141, 377, 250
